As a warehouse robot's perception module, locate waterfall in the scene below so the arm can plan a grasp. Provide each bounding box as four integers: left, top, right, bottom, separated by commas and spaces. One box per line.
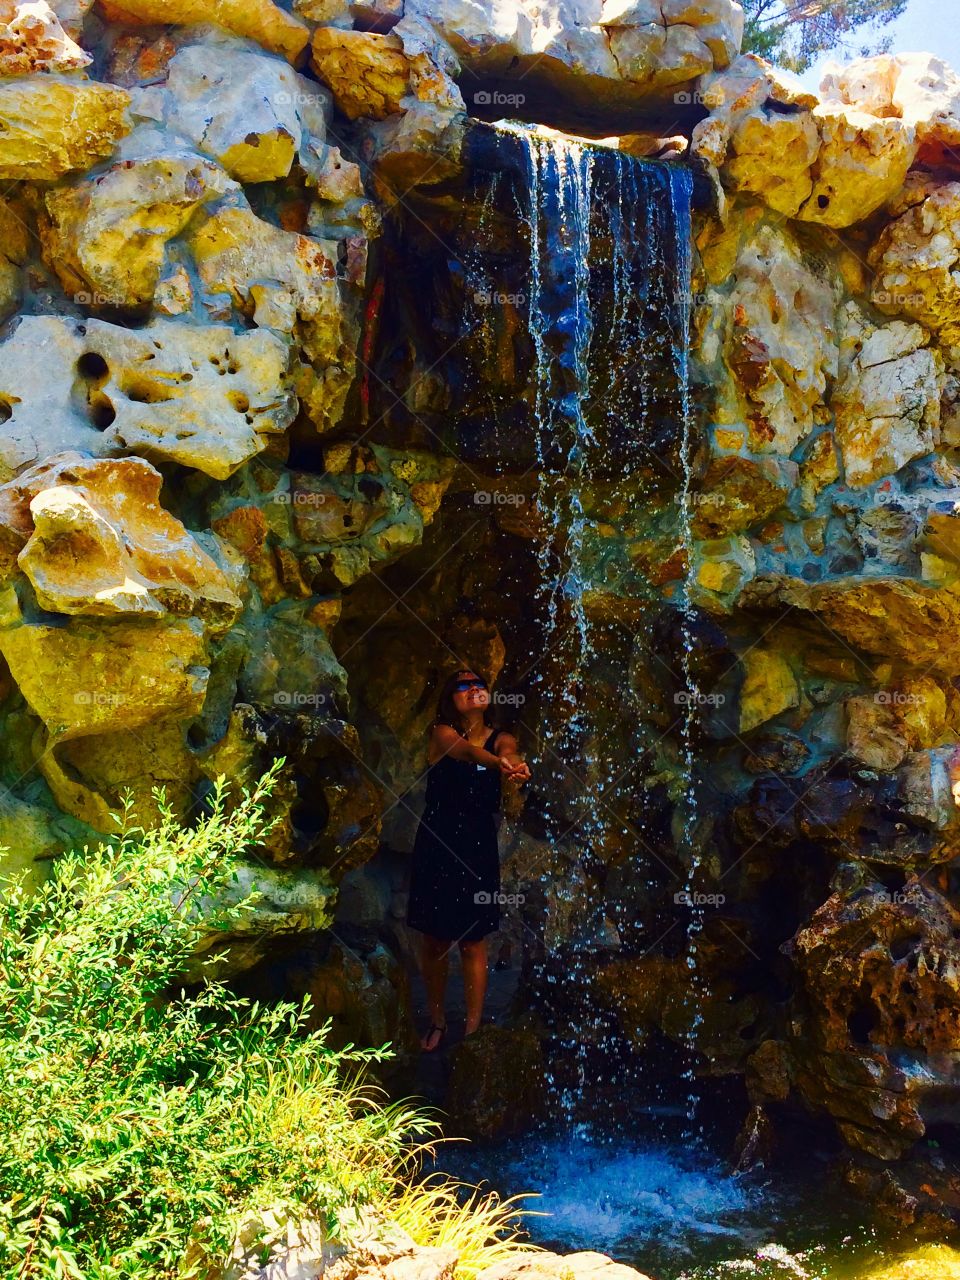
498, 123, 698, 1122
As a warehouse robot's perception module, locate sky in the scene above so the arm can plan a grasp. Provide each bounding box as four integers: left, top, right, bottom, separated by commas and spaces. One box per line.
799, 0, 960, 93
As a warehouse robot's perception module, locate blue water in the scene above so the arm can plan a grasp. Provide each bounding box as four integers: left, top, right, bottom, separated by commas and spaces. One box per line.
435, 1128, 900, 1280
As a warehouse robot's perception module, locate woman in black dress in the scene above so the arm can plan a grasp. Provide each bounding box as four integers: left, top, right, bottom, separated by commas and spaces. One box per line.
407, 668, 530, 1052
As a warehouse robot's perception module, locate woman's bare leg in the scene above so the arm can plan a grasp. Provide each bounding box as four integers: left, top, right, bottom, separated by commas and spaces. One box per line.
419, 934, 450, 1049
460, 938, 488, 1035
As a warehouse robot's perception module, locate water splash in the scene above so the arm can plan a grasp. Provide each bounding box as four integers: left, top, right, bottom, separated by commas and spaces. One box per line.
496, 122, 700, 1122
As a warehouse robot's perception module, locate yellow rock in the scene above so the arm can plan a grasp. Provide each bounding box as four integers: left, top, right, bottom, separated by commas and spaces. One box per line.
2, 453, 242, 627
739, 648, 799, 733
0, 612, 208, 742
97, 0, 308, 62
862, 1244, 960, 1280
697, 558, 741, 593
0, 76, 129, 180
310, 28, 410, 121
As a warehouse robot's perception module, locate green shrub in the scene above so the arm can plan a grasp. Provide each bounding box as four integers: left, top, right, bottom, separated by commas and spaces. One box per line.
0, 768, 437, 1279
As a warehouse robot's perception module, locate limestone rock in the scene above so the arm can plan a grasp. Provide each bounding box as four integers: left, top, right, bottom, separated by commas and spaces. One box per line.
400, 0, 744, 122
821, 51, 960, 157
711, 224, 838, 455
0, 0, 90, 72
477, 1254, 652, 1280
832, 304, 943, 487
0, 453, 241, 626
0, 315, 296, 482
96, 0, 309, 62
0, 609, 208, 742
162, 40, 330, 182
869, 181, 960, 348
692, 55, 917, 227
691, 455, 787, 536
740, 573, 960, 673
41, 125, 237, 311
186, 198, 358, 431
311, 28, 411, 120
0, 76, 129, 180
738, 647, 798, 733
797, 104, 916, 229
786, 881, 960, 1159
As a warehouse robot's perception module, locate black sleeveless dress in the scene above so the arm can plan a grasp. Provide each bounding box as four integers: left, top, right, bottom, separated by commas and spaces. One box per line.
406, 729, 503, 942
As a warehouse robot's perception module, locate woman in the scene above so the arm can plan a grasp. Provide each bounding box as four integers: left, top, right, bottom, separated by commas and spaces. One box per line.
407, 667, 531, 1052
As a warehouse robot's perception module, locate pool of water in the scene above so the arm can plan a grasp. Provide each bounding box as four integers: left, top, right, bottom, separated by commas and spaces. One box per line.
432, 1127, 959, 1280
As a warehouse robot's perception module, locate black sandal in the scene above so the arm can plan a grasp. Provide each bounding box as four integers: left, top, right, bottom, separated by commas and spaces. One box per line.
421, 1022, 447, 1053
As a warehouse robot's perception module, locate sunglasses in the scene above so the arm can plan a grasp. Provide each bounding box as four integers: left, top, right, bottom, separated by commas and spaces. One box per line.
454, 678, 486, 692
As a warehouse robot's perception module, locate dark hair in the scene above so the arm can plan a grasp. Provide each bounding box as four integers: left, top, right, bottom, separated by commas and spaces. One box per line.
432, 667, 495, 738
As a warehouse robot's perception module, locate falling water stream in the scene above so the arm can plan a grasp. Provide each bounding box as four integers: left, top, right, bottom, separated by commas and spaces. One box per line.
433, 123, 912, 1280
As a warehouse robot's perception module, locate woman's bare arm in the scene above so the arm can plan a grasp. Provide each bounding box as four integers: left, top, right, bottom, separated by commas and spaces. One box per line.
429, 723, 516, 772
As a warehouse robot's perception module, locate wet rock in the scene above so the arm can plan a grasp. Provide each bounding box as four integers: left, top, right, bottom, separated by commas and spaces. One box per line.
784, 880, 960, 1159
739, 573, 960, 673
0, 76, 129, 180
445, 1025, 546, 1138
743, 732, 811, 775
691, 455, 787, 537
738, 647, 799, 733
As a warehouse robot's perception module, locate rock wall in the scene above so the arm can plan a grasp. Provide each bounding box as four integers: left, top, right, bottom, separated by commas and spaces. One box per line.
5, 0, 960, 1232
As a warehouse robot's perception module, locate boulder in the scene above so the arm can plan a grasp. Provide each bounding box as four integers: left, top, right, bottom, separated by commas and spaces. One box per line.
821, 51, 960, 158
0, 0, 90, 72
0, 315, 297, 482
445, 1025, 546, 1138
41, 125, 237, 311
0, 76, 129, 180
869, 180, 960, 347
738, 647, 798, 733
96, 0, 309, 62
0, 609, 208, 743
476, 1254, 652, 1280
832, 304, 943, 487
0, 453, 242, 626
692, 55, 918, 227
706, 223, 838, 455
311, 28, 413, 120
740, 573, 960, 673
162, 39, 330, 181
